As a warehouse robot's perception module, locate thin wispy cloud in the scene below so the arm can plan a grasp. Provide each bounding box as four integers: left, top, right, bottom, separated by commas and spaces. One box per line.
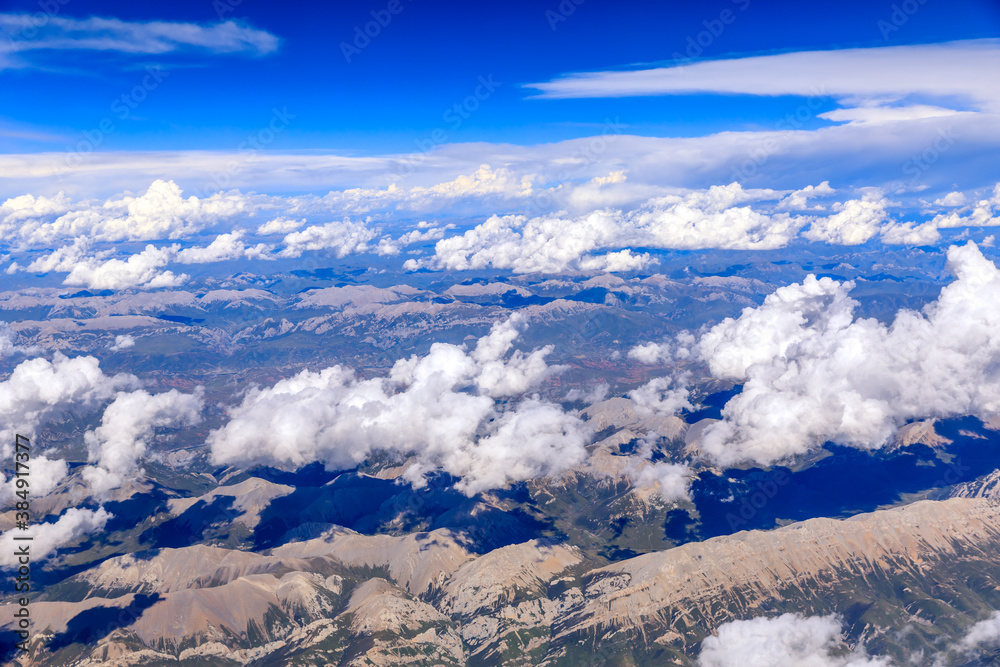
0, 14, 279, 68
527, 39, 1000, 114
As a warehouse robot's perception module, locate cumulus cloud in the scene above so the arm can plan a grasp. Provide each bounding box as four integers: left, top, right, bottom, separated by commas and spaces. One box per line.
695, 241, 1000, 466
64, 243, 188, 290
82, 388, 205, 494
0, 352, 139, 458
257, 217, 304, 235
278, 219, 380, 258
931, 184, 1000, 228
208, 316, 589, 495
412, 184, 807, 273
631, 460, 694, 503
777, 181, 836, 211
629, 332, 696, 364
109, 334, 135, 351
0, 454, 68, 504
627, 376, 693, 419
698, 613, 891, 667
5, 176, 989, 288
5, 180, 250, 248
28, 230, 272, 289
0, 322, 39, 357
175, 231, 248, 264
804, 192, 890, 245
0, 508, 111, 568
959, 611, 1000, 652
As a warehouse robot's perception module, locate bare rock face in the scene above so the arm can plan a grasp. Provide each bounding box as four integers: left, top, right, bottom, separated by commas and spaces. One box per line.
947, 469, 1000, 499
439, 539, 582, 617
272, 526, 474, 596
889, 419, 952, 450
9, 498, 1000, 665
166, 477, 294, 529
548, 497, 1000, 661
65, 544, 310, 597
582, 397, 687, 441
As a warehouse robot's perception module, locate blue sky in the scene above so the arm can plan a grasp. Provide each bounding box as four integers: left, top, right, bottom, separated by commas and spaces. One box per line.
2, 0, 999, 154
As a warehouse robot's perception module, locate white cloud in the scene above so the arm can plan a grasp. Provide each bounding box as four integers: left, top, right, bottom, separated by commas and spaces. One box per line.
818, 105, 966, 125
175, 231, 248, 264
33, 230, 265, 290
627, 376, 692, 419
564, 383, 609, 404
0, 322, 39, 357
698, 613, 891, 667
0, 14, 278, 66
0, 454, 68, 504
109, 334, 135, 351
960, 611, 1000, 652
0, 508, 111, 568
278, 219, 380, 258
528, 39, 1000, 113
414, 184, 807, 273
931, 185, 1000, 228
82, 388, 204, 494
777, 181, 835, 211
63, 243, 188, 291
933, 191, 968, 207
628, 332, 695, 364
628, 342, 673, 364
257, 217, 304, 235
2, 112, 997, 200
631, 460, 694, 503
0, 352, 139, 458
804, 193, 889, 245
4, 180, 250, 248
695, 242, 1000, 466
208, 316, 589, 495
6, 177, 998, 288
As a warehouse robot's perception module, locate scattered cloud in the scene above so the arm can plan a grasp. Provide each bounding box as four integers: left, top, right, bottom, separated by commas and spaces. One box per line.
698, 613, 891, 666
631, 460, 694, 503
0, 454, 68, 503
695, 241, 1000, 466
82, 388, 205, 494
0, 508, 111, 568
959, 611, 1000, 652
0, 351, 139, 458
109, 334, 135, 351
208, 316, 589, 495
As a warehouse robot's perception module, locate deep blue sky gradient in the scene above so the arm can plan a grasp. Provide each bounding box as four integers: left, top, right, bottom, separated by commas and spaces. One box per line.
2, 0, 999, 154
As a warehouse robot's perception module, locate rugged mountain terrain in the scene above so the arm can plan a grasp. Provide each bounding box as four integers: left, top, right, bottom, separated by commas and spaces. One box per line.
8, 493, 1000, 665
